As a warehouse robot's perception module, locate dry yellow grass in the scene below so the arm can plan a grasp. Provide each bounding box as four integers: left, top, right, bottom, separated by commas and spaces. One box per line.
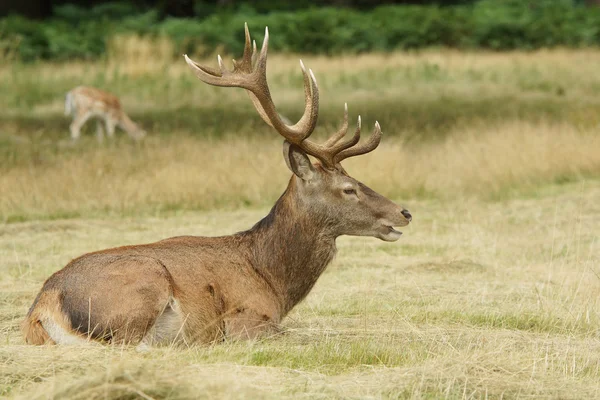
1, 180, 598, 398
105, 34, 176, 77
0, 119, 598, 222
1, 46, 600, 398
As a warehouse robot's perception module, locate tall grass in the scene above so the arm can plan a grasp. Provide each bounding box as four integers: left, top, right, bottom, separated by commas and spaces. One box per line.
0, 43, 599, 222
0, 120, 598, 223
1, 43, 600, 399
3, 44, 600, 131
105, 34, 175, 77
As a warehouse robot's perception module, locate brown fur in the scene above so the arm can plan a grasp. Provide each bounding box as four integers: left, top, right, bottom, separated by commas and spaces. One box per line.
23, 290, 71, 345
22, 317, 53, 345
23, 161, 410, 346
65, 86, 146, 141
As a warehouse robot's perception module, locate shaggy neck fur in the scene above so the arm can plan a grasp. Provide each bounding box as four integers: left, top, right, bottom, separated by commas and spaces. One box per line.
244, 177, 338, 315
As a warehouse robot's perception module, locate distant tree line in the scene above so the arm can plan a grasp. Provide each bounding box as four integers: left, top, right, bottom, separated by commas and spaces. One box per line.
2, 1, 490, 19
2, 0, 600, 62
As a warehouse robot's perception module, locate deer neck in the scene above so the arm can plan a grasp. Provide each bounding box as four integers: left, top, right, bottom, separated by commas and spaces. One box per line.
247, 177, 337, 315
118, 112, 138, 134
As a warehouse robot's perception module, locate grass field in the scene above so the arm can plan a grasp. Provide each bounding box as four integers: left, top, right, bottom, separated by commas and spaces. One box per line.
1, 44, 599, 398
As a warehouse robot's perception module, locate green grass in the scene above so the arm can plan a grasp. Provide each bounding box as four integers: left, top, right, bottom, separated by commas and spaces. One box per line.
2, 49, 600, 141
0, 48, 600, 398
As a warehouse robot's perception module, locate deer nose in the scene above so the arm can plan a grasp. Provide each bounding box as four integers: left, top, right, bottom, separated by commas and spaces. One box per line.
401, 209, 412, 222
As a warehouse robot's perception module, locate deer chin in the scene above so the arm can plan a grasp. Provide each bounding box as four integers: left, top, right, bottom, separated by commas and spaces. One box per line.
377, 225, 403, 242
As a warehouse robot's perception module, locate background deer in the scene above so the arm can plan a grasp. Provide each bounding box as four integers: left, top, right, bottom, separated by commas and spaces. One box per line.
23, 24, 411, 347
65, 86, 147, 141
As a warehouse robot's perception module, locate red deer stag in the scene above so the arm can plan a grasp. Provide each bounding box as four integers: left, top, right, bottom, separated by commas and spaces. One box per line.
22, 24, 412, 346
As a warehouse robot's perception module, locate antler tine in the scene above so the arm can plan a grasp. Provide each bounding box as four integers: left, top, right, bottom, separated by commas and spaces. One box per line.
233, 22, 253, 73
330, 115, 361, 155
323, 103, 349, 147
255, 26, 269, 70
299, 114, 360, 168
251, 40, 258, 67
320, 104, 365, 157
217, 55, 226, 73
333, 121, 382, 164
185, 52, 255, 90
292, 61, 319, 139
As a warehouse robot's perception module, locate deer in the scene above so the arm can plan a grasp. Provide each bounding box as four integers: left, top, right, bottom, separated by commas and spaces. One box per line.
22, 24, 412, 347
64, 86, 147, 142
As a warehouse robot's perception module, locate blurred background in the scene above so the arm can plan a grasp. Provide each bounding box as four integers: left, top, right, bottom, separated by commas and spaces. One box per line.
2, 4, 600, 398
0, 0, 599, 222
4, 0, 600, 60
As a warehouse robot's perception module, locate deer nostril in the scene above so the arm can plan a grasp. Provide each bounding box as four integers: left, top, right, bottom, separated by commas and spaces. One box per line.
401, 209, 412, 222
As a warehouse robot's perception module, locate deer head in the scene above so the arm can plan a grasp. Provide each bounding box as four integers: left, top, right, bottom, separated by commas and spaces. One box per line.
119, 117, 147, 141
185, 24, 411, 241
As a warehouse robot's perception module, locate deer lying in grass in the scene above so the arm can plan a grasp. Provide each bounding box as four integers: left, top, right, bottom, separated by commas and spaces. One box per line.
23, 24, 412, 346
65, 86, 146, 141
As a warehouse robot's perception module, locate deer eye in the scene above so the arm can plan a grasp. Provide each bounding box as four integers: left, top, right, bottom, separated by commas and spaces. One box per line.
343, 188, 357, 195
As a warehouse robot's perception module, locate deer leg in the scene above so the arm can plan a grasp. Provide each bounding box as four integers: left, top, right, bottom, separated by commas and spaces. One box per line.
105, 118, 116, 138
95, 119, 105, 143
224, 307, 280, 340
33, 256, 175, 345
69, 119, 81, 141
70, 112, 92, 141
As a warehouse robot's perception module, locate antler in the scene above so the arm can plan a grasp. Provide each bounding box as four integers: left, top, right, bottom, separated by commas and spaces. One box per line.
184, 23, 382, 168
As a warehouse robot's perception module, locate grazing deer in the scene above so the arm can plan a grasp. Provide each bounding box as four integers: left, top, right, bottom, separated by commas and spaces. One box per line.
23, 24, 412, 347
64, 86, 146, 141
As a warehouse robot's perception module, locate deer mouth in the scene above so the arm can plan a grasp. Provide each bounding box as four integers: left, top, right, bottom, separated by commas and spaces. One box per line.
378, 224, 403, 242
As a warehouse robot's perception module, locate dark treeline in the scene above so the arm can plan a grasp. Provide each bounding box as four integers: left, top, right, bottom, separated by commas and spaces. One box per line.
2, 0, 600, 62
3, 1, 489, 19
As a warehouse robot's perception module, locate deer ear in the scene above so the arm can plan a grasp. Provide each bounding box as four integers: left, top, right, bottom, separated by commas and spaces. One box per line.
283, 141, 316, 181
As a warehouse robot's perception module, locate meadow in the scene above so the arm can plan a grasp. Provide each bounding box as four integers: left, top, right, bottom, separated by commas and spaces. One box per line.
0, 39, 599, 398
